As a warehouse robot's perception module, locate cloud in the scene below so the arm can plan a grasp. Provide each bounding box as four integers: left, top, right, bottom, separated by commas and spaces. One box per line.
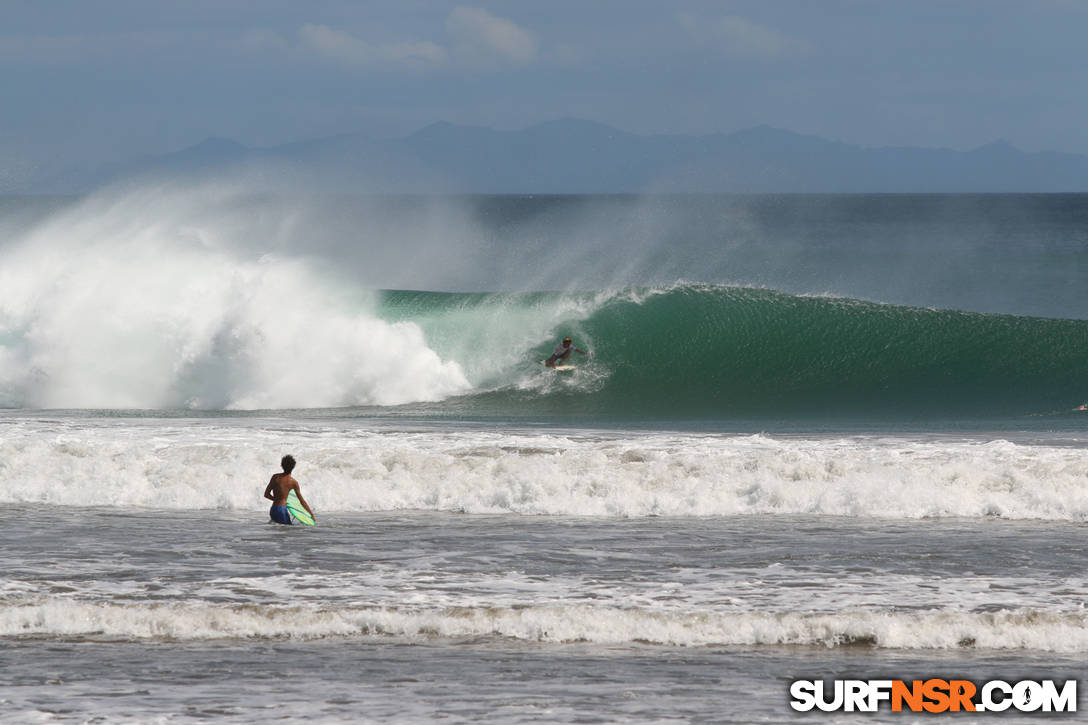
446, 6, 538, 67
241, 8, 538, 74
680, 14, 810, 61
298, 24, 448, 70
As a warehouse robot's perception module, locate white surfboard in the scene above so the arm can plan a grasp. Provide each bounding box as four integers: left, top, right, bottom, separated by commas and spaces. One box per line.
540, 360, 576, 371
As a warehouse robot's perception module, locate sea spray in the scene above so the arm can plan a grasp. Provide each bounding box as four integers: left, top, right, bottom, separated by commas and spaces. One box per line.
0, 186, 470, 409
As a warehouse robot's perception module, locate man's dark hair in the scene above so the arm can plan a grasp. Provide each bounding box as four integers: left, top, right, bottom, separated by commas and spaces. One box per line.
281, 454, 296, 473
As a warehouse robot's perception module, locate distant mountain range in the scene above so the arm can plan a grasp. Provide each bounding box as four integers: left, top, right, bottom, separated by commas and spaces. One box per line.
15, 118, 1088, 193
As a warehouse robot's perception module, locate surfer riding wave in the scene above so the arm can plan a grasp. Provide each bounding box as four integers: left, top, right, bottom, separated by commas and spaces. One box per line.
545, 337, 587, 368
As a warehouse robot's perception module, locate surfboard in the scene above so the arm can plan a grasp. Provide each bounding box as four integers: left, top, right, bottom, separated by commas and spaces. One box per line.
286, 489, 315, 526
540, 360, 576, 371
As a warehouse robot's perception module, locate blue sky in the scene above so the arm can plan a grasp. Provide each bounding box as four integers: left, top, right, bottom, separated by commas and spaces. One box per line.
3, 0, 1088, 171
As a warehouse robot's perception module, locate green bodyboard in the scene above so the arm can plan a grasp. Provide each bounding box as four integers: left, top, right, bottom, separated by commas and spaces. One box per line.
286, 490, 315, 526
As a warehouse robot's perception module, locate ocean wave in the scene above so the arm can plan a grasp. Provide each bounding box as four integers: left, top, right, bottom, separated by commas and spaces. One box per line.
4, 193, 1087, 419
3, 184, 1087, 418
0, 189, 471, 410
7, 426, 1088, 521
4, 212, 1087, 417
6, 599, 1087, 651
422, 283, 1088, 418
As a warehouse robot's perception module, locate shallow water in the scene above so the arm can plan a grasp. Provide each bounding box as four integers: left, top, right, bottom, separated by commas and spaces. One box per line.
4, 480, 1087, 722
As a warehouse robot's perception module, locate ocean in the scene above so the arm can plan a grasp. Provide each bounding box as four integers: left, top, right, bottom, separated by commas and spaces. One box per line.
2, 189, 1088, 722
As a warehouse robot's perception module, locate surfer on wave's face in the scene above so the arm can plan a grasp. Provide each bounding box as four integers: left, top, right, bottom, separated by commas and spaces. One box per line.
545, 337, 587, 368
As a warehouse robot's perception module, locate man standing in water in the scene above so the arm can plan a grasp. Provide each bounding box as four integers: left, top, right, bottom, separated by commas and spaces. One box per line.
264, 454, 315, 525
545, 337, 588, 368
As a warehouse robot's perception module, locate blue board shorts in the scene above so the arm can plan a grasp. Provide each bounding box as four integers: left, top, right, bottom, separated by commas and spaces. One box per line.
269, 505, 293, 525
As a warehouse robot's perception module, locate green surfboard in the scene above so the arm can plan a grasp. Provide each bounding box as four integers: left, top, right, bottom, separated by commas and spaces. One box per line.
286, 490, 315, 526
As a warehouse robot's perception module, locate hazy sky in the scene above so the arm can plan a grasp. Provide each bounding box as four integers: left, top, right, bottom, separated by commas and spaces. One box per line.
4, 0, 1088, 169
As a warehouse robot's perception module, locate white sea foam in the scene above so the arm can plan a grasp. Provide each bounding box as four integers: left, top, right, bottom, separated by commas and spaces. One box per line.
0, 185, 471, 409
6, 420, 1088, 521
5, 598, 1088, 651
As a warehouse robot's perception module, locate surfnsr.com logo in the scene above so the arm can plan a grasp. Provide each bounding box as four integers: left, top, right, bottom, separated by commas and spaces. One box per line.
789, 679, 1077, 713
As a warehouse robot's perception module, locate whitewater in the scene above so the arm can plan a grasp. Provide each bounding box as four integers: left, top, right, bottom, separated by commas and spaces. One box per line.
7, 418, 1088, 520
3, 187, 1088, 722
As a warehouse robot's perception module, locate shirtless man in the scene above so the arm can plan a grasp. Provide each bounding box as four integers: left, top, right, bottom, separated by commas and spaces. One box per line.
264, 454, 315, 525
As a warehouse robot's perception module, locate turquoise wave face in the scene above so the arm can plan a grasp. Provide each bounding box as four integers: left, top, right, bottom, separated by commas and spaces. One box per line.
379, 284, 1088, 420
